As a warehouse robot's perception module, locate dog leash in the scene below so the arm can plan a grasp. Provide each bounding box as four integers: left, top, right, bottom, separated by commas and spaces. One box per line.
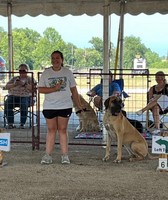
75, 108, 88, 114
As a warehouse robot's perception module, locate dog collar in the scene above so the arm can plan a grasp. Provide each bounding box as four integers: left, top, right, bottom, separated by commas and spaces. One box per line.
112, 113, 119, 116
111, 111, 121, 116
76, 108, 87, 114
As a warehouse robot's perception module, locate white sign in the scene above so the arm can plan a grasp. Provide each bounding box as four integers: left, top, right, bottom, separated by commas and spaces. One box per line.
158, 158, 168, 170
0, 133, 10, 152
152, 136, 168, 154
157, 95, 168, 111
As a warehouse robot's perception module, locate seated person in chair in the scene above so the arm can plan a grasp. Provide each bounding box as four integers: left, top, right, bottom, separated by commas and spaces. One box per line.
87, 72, 121, 110
136, 71, 168, 135
4, 63, 36, 129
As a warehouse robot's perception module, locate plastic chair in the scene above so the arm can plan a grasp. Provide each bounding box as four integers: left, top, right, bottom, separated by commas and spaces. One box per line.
146, 93, 168, 130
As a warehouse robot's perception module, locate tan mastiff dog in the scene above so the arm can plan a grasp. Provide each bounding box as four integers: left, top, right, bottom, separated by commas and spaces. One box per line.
103, 96, 155, 163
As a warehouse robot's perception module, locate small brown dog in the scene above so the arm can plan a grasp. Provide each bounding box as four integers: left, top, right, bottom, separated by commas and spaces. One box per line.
103, 96, 155, 163
74, 94, 100, 132
0, 151, 3, 165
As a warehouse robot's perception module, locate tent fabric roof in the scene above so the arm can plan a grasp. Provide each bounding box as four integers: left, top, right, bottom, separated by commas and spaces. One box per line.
0, 0, 168, 17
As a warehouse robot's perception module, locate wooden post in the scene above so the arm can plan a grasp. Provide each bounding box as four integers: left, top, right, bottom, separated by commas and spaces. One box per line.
157, 131, 168, 172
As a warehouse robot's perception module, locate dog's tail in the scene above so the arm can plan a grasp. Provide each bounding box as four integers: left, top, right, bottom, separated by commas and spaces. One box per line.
146, 152, 158, 160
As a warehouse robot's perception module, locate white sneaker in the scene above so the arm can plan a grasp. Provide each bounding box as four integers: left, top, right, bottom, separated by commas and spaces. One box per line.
151, 129, 160, 135
41, 153, 53, 164
61, 154, 70, 164
136, 110, 143, 115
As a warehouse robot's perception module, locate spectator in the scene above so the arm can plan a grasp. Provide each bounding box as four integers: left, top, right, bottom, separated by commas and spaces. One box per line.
136, 71, 168, 135
4, 63, 36, 129
87, 72, 121, 110
38, 50, 83, 165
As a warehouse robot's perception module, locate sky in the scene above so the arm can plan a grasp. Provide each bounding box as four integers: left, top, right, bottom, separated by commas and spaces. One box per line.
0, 13, 168, 57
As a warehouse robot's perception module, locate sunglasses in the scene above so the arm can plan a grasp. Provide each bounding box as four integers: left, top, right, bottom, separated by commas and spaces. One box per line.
19, 70, 27, 73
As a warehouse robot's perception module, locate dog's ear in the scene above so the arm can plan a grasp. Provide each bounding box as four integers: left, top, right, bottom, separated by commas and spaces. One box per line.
104, 98, 110, 109
118, 98, 124, 108
122, 110, 127, 117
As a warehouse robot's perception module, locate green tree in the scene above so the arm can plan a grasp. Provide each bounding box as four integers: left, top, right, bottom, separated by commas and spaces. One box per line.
74, 48, 87, 69
89, 37, 104, 53
0, 27, 6, 43
86, 49, 103, 67
145, 50, 161, 66
89, 37, 116, 68
12, 28, 41, 69
124, 36, 148, 68
33, 27, 66, 69
0, 27, 165, 71
0, 27, 8, 63
63, 43, 77, 66
151, 61, 168, 68
74, 48, 103, 69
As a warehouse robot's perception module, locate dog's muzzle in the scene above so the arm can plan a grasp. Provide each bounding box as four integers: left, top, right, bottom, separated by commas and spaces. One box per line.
111, 99, 124, 116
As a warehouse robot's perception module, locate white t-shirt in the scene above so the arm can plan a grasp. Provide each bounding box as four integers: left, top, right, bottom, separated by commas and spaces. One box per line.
38, 67, 77, 109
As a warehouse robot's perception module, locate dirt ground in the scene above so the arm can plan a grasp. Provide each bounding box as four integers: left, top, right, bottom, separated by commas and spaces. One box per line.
0, 144, 168, 200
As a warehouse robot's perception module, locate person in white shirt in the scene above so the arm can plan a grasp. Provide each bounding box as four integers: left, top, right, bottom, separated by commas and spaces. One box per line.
38, 50, 83, 165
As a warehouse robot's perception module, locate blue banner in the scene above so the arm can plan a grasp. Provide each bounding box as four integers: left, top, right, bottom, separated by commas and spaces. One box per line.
0, 139, 8, 146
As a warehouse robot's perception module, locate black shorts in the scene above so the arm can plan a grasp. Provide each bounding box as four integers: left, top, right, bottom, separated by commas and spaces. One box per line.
43, 108, 72, 119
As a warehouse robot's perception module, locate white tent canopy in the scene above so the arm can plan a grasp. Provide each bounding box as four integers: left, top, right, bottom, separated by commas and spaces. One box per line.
0, 0, 168, 16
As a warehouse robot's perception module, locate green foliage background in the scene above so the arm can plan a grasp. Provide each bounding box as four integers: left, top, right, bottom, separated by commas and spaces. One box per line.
0, 27, 167, 70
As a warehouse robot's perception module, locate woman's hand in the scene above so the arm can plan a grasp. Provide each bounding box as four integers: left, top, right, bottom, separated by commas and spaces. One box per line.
15, 79, 25, 87
53, 82, 61, 91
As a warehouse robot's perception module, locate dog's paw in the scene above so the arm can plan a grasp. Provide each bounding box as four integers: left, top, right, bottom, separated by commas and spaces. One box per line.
113, 159, 122, 163
129, 157, 134, 162
80, 128, 86, 132
102, 156, 109, 162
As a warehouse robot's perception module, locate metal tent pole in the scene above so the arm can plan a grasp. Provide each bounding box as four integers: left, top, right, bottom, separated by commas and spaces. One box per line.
102, 0, 111, 144
7, 1, 13, 74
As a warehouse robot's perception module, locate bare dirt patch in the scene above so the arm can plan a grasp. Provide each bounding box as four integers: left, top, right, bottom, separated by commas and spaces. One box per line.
0, 144, 167, 200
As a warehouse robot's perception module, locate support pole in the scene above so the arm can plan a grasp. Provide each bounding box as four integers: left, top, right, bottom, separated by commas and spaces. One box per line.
7, 1, 13, 74
103, 0, 111, 101
102, 0, 111, 144
119, 0, 126, 78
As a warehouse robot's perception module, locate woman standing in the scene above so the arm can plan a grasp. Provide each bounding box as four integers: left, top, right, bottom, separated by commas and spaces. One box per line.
38, 50, 83, 164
